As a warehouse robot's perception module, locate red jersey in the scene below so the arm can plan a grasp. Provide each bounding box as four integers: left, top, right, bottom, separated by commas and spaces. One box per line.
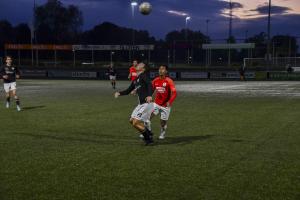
152, 76, 177, 107
129, 66, 137, 81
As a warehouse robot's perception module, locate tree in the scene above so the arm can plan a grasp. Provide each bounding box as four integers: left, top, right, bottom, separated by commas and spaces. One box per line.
14, 23, 31, 44
0, 20, 14, 55
246, 32, 267, 57
35, 0, 83, 43
80, 22, 155, 45
272, 35, 298, 57
164, 29, 209, 63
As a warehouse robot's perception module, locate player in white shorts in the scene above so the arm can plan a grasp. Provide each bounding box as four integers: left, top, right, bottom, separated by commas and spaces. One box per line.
150, 65, 177, 139
0, 56, 21, 111
114, 63, 154, 145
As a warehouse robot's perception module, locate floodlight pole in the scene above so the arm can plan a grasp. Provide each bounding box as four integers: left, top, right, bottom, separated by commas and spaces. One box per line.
185, 16, 191, 64
267, 0, 272, 72
228, 0, 233, 67
131, 1, 138, 61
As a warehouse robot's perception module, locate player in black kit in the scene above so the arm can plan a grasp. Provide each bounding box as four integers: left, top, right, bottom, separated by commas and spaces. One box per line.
107, 64, 117, 89
114, 63, 154, 145
0, 56, 21, 111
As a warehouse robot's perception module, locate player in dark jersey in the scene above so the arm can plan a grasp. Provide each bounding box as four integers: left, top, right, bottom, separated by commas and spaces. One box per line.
107, 64, 117, 89
0, 56, 21, 111
114, 63, 154, 145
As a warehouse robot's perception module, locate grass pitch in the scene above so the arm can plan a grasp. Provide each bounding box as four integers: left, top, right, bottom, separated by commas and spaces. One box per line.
0, 80, 299, 200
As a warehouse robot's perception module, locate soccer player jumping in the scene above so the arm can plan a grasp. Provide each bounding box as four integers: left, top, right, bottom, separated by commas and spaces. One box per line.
0, 56, 21, 111
151, 65, 177, 139
114, 63, 154, 145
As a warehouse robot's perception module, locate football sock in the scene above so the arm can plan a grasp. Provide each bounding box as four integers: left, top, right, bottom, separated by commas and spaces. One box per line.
141, 128, 151, 141
161, 125, 167, 135
15, 97, 20, 106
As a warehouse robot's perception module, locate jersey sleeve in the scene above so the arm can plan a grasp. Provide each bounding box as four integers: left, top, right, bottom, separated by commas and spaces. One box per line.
119, 81, 135, 96
167, 78, 177, 106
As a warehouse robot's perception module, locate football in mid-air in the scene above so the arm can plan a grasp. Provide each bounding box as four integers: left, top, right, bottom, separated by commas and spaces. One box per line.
139, 2, 152, 15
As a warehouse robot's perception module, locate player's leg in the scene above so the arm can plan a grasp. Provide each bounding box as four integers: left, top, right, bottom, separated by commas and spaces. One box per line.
5, 92, 10, 108
140, 113, 155, 138
159, 119, 168, 139
11, 84, 21, 111
131, 104, 154, 144
112, 79, 116, 89
145, 103, 159, 131
131, 118, 153, 144
4, 83, 10, 108
158, 106, 171, 139
109, 76, 114, 88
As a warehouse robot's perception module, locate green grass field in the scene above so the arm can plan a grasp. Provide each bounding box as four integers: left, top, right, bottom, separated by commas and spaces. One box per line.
0, 80, 300, 200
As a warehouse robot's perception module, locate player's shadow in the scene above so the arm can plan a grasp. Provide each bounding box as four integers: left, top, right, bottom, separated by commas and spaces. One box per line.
157, 135, 214, 145
22, 105, 46, 111
11, 132, 139, 146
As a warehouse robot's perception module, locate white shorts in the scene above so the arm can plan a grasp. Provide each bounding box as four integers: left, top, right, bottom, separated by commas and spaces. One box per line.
4, 82, 17, 93
109, 75, 116, 80
131, 103, 154, 122
152, 103, 171, 121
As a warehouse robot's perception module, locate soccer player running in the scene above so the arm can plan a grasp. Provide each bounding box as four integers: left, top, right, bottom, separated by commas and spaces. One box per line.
0, 56, 21, 111
151, 65, 177, 139
128, 60, 138, 81
107, 63, 117, 89
114, 63, 154, 145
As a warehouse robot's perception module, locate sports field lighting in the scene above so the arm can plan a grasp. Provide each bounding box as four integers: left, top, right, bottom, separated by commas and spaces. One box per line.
185, 16, 191, 64
185, 16, 191, 39
267, 0, 272, 71
130, 1, 138, 59
131, 1, 138, 16
185, 16, 191, 22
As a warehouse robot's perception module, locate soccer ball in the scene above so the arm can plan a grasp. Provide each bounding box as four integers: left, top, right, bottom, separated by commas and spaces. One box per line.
139, 2, 152, 15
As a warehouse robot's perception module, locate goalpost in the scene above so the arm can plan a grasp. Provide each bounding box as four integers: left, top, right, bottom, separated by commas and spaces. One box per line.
243, 57, 300, 71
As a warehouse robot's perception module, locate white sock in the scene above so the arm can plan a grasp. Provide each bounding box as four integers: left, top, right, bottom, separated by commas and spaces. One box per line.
160, 125, 167, 135
145, 121, 151, 131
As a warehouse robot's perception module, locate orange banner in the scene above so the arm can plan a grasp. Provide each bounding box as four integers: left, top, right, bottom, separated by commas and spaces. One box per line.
5, 44, 72, 50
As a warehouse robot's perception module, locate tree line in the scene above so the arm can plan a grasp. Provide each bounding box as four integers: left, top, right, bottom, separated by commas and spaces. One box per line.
0, 0, 298, 63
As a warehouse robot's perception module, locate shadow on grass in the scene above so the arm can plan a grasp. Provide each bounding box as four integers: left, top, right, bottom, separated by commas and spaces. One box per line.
11, 132, 214, 146
11, 132, 138, 146
156, 135, 214, 146
22, 105, 46, 111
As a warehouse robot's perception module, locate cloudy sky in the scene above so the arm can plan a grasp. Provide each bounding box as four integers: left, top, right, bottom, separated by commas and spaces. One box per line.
0, 0, 299, 40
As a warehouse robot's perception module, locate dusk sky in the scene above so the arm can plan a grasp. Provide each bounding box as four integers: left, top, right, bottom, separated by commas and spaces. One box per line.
0, 0, 299, 40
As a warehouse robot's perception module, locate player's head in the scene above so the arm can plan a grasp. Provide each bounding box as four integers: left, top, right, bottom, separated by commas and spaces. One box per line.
159, 65, 168, 76
132, 60, 138, 67
5, 56, 12, 66
136, 62, 146, 74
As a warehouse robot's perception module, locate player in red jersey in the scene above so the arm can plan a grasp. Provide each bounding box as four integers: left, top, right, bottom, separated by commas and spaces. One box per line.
151, 65, 177, 139
128, 60, 138, 81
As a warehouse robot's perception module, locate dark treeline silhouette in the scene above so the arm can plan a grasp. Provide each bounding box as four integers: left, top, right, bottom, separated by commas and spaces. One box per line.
0, 0, 298, 64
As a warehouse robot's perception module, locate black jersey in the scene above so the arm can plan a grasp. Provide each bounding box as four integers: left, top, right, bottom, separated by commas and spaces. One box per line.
119, 72, 153, 104
108, 67, 117, 76
0, 65, 20, 83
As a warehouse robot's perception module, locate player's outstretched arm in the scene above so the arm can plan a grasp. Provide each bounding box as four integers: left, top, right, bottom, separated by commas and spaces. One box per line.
116, 82, 135, 97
